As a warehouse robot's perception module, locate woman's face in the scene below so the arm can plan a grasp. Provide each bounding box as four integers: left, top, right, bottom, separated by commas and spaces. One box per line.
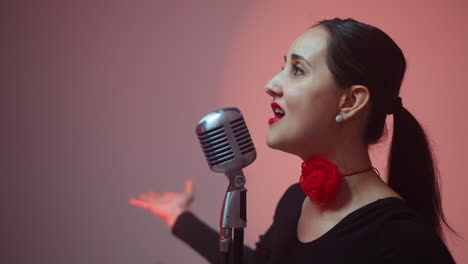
265, 26, 343, 160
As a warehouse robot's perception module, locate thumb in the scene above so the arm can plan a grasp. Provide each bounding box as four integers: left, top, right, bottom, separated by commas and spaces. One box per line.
184, 178, 194, 194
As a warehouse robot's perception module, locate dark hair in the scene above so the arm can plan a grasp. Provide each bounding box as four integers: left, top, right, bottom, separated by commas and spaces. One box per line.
314, 18, 456, 241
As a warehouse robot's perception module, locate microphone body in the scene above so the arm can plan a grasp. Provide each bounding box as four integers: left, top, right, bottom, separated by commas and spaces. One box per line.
195, 107, 256, 262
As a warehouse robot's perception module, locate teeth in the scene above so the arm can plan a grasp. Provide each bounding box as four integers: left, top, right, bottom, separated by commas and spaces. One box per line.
274, 108, 284, 115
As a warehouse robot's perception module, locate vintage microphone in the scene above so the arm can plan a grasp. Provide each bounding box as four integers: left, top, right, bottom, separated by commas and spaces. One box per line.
195, 107, 256, 264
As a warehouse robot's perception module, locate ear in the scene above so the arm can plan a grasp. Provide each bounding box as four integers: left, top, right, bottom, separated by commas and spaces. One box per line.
337, 85, 370, 121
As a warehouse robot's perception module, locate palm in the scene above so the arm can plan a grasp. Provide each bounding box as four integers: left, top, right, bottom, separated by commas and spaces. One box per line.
144, 192, 191, 217
129, 179, 194, 227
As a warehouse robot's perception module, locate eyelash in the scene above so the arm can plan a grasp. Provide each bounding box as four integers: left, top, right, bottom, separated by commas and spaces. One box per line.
281, 64, 304, 75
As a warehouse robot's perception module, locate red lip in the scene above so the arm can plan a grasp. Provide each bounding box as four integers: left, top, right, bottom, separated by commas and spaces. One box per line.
268, 117, 282, 125
269, 102, 285, 125
271, 102, 284, 112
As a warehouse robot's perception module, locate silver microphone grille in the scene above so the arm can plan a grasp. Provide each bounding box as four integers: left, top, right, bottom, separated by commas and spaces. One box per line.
195, 107, 256, 173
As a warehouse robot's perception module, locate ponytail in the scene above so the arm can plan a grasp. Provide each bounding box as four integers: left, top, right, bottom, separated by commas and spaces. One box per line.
388, 107, 454, 241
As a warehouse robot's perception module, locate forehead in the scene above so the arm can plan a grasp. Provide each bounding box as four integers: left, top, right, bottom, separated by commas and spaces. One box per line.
287, 26, 329, 64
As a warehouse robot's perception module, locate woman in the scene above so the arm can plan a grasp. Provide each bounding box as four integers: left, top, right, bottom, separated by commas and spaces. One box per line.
129, 18, 456, 263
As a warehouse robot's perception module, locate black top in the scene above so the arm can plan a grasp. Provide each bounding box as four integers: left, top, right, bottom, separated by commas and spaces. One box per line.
172, 183, 455, 264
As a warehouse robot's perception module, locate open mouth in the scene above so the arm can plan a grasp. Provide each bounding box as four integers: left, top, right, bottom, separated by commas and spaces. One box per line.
271, 102, 285, 117
269, 102, 285, 124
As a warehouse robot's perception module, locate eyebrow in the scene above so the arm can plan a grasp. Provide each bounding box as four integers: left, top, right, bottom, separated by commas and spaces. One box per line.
284, 53, 312, 68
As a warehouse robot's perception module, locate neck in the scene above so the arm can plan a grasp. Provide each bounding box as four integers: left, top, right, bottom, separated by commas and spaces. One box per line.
318, 167, 382, 213
302, 137, 385, 213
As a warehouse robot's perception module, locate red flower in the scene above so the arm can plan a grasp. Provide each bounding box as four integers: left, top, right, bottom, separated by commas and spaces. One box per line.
299, 157, 341, 204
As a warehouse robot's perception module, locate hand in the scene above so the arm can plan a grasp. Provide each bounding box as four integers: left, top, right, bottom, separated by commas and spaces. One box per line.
129, 179, 195, 228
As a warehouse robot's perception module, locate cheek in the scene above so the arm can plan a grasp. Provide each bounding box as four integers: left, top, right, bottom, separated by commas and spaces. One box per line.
283, 88, 303, 112
284, 83, 329, 119
283, 86, 320, 138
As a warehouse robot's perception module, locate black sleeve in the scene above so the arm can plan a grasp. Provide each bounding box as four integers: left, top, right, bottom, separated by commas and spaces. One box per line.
171, 183, 302, 264
171, 211, 224, 263
171, 211, 275, 264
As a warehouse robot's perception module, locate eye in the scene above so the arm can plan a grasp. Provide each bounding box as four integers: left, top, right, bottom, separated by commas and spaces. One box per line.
292, 65, 304, 75
280, 65, 304, 75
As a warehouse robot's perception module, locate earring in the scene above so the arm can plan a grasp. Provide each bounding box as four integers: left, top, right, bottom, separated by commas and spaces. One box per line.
335, 115, 344, 123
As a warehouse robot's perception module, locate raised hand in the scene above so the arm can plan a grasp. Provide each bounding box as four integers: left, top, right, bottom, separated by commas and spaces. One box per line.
129, 179, 195, 228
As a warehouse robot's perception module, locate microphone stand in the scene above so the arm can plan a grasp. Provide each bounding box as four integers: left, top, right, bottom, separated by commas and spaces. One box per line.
219, 171, 247, 264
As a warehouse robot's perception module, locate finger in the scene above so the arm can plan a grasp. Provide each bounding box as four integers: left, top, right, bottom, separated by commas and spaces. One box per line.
139, 194, 150, 201
162, 192, 174, 197
148, 192, 158, 197
184, 178, 193, 194
161, 192, 176, 199
128, 198, 149, 209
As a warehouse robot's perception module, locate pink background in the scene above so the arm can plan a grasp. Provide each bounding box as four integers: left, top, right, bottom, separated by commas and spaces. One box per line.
2, 0, 467, 263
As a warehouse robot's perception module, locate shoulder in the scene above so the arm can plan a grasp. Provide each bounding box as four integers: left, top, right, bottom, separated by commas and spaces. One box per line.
372, 200, 455, 263
278, 183, 305, 205
273, 183, 305, 221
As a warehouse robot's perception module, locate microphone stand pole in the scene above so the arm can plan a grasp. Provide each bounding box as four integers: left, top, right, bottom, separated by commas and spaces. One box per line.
219, 171, 247, 264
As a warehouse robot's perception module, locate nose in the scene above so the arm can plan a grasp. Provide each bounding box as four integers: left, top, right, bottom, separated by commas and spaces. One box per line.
265, 75, 283, 98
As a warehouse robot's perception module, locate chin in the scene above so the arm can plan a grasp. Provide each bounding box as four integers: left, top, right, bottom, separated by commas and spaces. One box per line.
267, 135, 310, 160
265, 136, 278, 149
265, 133, 282, 150
266, 135, 293, 154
